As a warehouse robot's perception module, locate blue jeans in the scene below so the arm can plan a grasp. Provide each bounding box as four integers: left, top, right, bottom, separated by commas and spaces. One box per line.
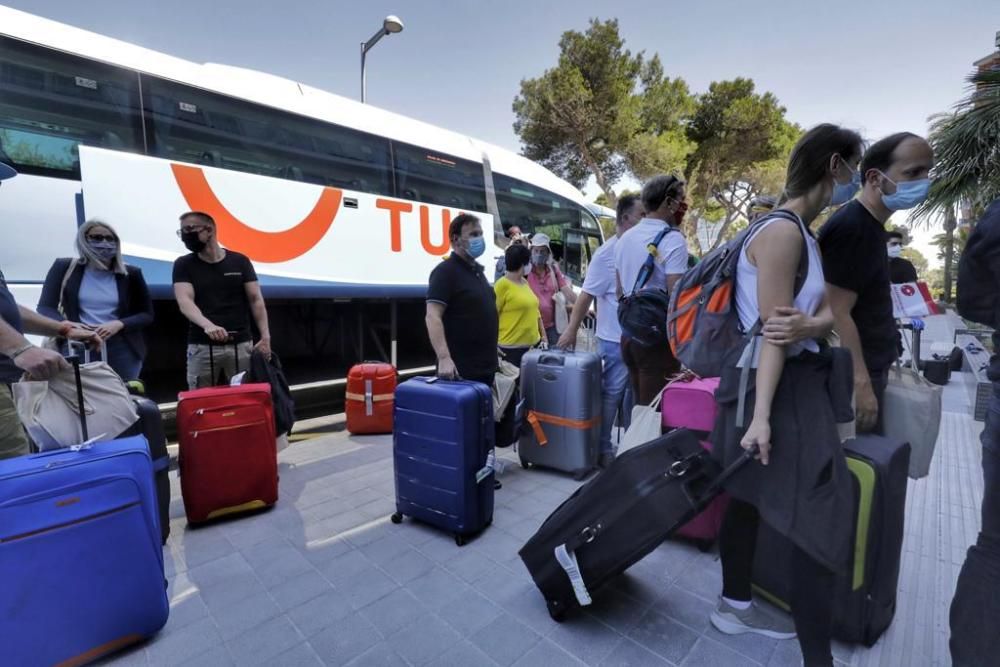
950, 381, 1000, 665
599, 338, 632, 455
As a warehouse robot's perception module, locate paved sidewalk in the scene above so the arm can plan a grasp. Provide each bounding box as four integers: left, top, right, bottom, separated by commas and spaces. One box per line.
106, 315, 982, 667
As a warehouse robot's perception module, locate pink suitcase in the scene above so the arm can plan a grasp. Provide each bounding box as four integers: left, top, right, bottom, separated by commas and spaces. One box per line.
661, 376, 729, 551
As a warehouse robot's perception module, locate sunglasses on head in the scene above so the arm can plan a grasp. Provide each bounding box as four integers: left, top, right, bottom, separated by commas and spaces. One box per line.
87, 234, 116, 243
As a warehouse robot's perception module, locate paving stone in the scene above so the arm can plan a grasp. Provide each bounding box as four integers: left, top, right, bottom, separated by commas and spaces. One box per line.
360, 588, 429, 636
165, 591, 211, 632
702, 624, 778, 665
383, 546, 437, 585
178, 646, 236, 667
317, 547, 374, 585
268, 643, 324, 667
287, 589, 355, 638
344, 642, 409, 666
653, 585, 714, 634
584, 588, 651, 636
627, 609, 699, 665
435, 589, 503, 637
681, 636, 762, 666
470, 612, 542, 666
599, 639, 673, 667
512, 639, 586, 667
340, 565, 400, 610
387, 614, 462, 665
446, 547, 507, 583
547, 612, 626, 665
406, 567, 471, 611
429, 640, 500, 667
227, 616, 305, 667
269, 569, 334, 611
308, 612, 382, 666
212, 588, 283, 641
145, 619, 225, 665
360, 533, 414, 567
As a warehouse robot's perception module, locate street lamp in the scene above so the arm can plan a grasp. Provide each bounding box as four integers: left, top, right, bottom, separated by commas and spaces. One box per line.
360, 15, 404, 103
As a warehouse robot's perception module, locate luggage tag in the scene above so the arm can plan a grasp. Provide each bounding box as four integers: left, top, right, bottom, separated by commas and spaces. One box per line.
69, 433, 107, 452
475, 450, 496, 484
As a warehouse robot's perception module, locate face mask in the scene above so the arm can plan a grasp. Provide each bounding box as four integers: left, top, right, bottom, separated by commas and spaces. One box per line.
531, 252, 547, 267
181, 230, 207, 253
880, 175, 931, 211
466, 236, 486, 259
887, 245, 903, 259
829, 163, 861, 207
673, 201, 689, 226
88, 240, 118, 262
522, 265, 531, 277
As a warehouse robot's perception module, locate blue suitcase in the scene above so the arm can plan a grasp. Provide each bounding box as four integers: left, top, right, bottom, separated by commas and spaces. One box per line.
391, 377, 495, 545
0, 436, 170, 666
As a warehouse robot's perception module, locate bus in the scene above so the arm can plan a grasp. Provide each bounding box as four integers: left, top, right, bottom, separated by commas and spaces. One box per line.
0, 7, 604, 397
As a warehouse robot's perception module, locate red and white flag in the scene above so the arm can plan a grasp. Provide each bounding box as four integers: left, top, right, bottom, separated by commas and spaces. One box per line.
891, 281, 940, 318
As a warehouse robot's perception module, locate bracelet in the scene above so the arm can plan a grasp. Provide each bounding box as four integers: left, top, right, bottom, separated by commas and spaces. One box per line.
9, 344, 34, 360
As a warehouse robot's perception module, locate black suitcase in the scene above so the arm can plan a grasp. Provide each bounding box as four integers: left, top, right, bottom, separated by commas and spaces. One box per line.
119, 396, 172, 545
519, 429, 755, 621
752, 435, 910, 645
924, 358, 951, 386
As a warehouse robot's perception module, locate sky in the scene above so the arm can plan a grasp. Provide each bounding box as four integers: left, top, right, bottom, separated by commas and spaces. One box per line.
7, 0, 999, 265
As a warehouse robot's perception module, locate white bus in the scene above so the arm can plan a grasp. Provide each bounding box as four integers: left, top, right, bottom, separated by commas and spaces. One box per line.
0, 7, 604, 394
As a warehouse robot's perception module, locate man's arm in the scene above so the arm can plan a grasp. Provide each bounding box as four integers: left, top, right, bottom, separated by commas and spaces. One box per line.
425, 302, 457, 378
244, 281, 272, 358
174, 282, 227, 342
557, 291, 594, 349
827, 283, 878, 432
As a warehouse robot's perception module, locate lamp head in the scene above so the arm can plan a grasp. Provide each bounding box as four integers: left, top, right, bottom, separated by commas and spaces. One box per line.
383, 15, 404, 34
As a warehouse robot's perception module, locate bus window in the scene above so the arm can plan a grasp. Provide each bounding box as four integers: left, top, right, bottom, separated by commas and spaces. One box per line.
142, 76, 393, 196
0, 36, 143, 179
493, 173, 602, 283
392, 142, 487, 213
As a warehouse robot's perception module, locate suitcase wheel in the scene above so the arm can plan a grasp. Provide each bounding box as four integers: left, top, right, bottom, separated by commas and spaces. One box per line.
519, 455, 532, 469
455, 534, 467, 547
547, 600, 567, 623
390, 513, 404, 525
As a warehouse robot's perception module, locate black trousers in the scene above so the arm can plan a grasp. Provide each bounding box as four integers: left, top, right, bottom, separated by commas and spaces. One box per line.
719, 498, 835, 667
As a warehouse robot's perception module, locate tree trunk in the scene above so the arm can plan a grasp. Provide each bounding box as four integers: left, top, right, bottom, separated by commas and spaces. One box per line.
708, 209, 738, 252
943, 207, 957, 303
578, 142, 616, 207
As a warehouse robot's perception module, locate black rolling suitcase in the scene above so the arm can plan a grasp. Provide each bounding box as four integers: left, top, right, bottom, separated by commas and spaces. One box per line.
519, 429, 755, 621
752, 434, 910, 645
119, 396, 172, 544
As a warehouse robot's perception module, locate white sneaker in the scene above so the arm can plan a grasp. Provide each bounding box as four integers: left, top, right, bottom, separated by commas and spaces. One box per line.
710, 598, 797, 640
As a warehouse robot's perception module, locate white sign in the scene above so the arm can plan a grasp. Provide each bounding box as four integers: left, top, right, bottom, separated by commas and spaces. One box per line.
891, 282, 939, 318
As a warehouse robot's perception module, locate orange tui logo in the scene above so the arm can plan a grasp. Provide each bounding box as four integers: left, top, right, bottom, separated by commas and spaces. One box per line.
171, 164, 342, 263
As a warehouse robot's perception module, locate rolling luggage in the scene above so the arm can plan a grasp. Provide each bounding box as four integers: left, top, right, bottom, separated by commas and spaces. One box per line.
752, 434, 911, 645
519, 429, 755, 621
0, 436, 170, 665
346, 362, 396, 435
118, 396, 172, 544
177, 382, 278, 524
391, 377, 494, 545
661, 375, 729, 550
518, 349, 601, 479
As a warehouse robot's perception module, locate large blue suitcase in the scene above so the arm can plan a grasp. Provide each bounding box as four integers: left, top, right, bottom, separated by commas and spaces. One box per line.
0, 436, 170, 666
391, 377, 495, 545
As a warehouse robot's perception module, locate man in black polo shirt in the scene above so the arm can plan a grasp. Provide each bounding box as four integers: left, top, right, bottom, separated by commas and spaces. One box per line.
819, 132, 933, 433
172, 211, 272, 389
425, 213, 498, 385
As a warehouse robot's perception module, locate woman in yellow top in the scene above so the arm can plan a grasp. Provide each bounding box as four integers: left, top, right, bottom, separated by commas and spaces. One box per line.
495, 244, 545, 369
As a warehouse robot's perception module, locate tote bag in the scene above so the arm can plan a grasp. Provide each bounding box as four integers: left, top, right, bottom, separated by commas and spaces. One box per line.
882, 364, 942, 479
617, 391, 663, 455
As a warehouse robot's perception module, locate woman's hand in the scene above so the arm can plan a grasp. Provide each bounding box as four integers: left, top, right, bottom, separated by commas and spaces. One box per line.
95, 320, 125, 340
762, 306, 819, 346
740, 416, 772, 465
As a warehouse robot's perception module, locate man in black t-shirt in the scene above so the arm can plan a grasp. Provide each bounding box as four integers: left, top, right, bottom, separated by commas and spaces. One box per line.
426, 213, 498, 385
886, 230, 919, 284
172, 211, 272, 389
819, 132, 934, 434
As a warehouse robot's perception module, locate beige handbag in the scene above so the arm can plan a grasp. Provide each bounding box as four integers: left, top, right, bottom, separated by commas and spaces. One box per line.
492, 356, 520, 420
14, 350, 138, 451
882, 364, 942, 479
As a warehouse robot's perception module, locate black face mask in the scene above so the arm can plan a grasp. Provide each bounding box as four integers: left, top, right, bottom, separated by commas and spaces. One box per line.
181, 230, 207, 253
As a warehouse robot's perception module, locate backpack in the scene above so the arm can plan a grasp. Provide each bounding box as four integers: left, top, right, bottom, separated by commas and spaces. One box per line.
245, 350, 296, 436
956, 199, 1000, 327
617, 226, 679, 346
667, 210, 807, 378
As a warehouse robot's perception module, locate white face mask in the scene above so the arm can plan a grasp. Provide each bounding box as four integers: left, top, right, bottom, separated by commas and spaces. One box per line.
887, 245, 903, 259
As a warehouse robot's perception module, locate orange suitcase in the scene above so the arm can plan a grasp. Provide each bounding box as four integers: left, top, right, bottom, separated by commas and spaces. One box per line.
346, 362, 396, 434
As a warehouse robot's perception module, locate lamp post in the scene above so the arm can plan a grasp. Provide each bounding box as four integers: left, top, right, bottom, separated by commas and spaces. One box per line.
360, 15, 404, 103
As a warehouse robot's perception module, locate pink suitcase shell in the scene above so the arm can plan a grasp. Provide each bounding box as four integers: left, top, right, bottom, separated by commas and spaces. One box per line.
661, 376, 729, 550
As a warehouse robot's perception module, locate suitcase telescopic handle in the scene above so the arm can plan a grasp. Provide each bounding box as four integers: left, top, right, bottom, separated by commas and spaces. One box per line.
65, 341, 89, 441
208, 334, 244, 386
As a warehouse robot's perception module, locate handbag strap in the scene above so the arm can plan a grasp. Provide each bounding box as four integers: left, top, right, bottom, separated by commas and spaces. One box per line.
57, 259, 77, 318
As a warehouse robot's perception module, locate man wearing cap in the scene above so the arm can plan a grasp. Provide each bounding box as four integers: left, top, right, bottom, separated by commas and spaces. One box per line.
0, 162, 100, 458
526, 233, 577, 347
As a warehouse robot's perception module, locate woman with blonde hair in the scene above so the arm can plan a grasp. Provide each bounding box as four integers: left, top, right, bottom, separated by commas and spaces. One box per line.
38, 220, 154, 380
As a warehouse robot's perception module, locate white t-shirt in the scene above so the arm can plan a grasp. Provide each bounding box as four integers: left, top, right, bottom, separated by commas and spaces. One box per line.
581, 236, 621, 342
614, 218, 688, 296
735, 213, 826, 357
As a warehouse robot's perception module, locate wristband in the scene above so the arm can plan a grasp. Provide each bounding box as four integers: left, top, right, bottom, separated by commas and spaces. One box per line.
9, 344, 34, 360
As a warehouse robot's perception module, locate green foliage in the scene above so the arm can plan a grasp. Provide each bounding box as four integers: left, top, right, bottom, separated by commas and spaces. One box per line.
900, 247, 929, 276
513, 19, 695, 204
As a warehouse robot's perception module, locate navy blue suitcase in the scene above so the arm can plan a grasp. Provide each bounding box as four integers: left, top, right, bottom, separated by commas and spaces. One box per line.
391, 377, 495, 545
0, 436, 170, 665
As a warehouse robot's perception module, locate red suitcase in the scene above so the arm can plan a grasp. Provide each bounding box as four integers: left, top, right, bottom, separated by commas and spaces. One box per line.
177, 383, 278, 524
661, 375, 730, 551
346, 362, 396, 434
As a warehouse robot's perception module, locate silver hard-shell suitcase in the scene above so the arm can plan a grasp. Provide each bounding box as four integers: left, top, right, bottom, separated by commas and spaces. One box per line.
518, 348, 601, 479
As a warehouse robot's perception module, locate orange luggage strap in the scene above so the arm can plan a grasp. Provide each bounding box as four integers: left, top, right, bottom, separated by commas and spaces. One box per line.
344, 392, 394, 403
526, 411, 599, 447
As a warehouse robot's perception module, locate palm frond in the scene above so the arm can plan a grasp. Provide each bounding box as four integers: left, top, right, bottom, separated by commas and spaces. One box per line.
912, 68, 1000, 225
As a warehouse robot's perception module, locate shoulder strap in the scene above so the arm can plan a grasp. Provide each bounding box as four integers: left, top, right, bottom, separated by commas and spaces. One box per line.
57, 258, 77, 317
630, 226, 677, 294
742, 210, 809, 295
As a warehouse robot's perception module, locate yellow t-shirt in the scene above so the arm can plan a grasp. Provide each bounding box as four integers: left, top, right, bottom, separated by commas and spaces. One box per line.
495, 276, 542, 347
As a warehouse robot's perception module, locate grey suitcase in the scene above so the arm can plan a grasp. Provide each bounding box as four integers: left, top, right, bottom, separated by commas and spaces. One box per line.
518, 349, 601, 479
